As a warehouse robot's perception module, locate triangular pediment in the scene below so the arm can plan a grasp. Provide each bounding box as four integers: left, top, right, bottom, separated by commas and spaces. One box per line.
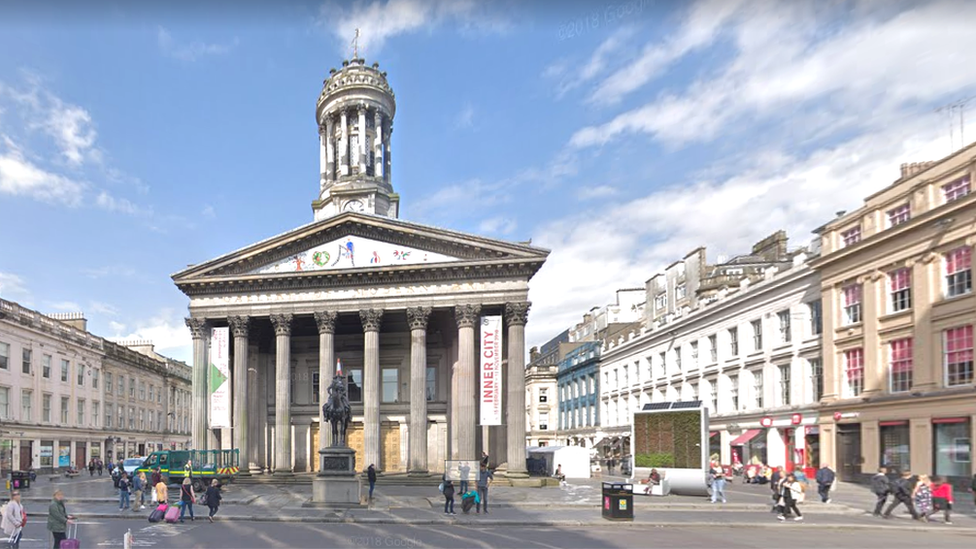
248, 234, 461, 274
172, 212, 549, 294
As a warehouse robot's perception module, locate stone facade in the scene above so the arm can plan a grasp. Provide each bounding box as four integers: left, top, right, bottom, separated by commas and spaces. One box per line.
173, 57, 549, 477
812, 141, 976, 486
0, 300, 191, 473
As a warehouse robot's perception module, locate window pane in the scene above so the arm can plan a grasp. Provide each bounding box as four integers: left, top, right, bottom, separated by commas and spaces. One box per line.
382, 368, 398, 403
346, 370, 363, 402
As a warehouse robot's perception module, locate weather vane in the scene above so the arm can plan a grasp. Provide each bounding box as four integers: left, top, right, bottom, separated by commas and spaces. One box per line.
351, 28, 361, 59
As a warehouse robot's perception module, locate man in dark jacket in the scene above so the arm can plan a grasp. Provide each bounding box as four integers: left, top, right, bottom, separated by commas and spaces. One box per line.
815, 464, 836, 503
871, 467, 891, 516
367, 464, 377, 501
883, 471, 919, 520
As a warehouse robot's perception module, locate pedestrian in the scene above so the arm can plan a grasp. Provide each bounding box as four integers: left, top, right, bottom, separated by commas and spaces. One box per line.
458, 463, 470, 494
555, 464, 566, 482
481, 451, 489, 468
476, 463, 493, 514
883, 471, 919, 520
118, 473, 131, 512
777, 473, 804, 521
772, 474, 790, 517
184, 460, 193, 480
913, 474, 934, 522
88, 459, 95, 477
179, 477, 196, 523
2, 491, 26, 549
155, 478, 169, 505
130, 471, 144, 512
870, 467, 891, 517
367, 464, 377, 501
47, 490, 75, 549
97, 459, 103, 476
111, 465, 120, 489
815, 463, 836, 503
151, 468, 162, 488
442, 477, 455, 515
205, 479, 222, 522
930, 476, 954, 524
709, 461, 727, 504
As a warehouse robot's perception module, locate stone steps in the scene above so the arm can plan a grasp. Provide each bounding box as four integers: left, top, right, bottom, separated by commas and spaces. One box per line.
232, 473, 558, 487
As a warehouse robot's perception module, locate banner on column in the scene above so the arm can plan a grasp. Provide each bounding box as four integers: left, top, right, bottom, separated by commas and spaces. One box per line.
209, 326, 231, 429
480, 315, 503, 426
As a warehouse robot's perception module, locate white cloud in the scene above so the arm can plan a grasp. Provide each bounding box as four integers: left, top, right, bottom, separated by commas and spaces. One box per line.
46, 300, 83, 312
571, 1, 976, 149
0, 145, 86, 206
577, 185, 618, 200
110, 309, 192, 362
45, 104, 98, 166
454, 103, 475, 130
478, 216, 516, 235
545, 26, 639, 99
201, 204, 216, 218
81, 265, 138, 279
108, 321, 127, 333
157, 26, 238, 62
95, 191, 150, 216
318, 0, 510, 55
89, 301, 119, 316
0, 272, 31, 302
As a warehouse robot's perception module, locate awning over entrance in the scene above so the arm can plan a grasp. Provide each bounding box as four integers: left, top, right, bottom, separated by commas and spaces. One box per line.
709, 431, 719, 438
730, 429, 762, 446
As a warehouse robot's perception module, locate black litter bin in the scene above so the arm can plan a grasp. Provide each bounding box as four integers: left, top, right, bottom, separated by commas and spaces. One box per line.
601, 482, 633, 521
10, 471, 31, 490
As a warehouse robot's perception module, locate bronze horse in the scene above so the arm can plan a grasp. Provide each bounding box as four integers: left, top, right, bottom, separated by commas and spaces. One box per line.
323, 375, 352, 447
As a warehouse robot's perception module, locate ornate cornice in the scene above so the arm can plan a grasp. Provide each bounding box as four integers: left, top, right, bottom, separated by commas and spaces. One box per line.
185, 317, 208, 339
229, 315, 250, 339
504, 302, 531, 326
406, 306, 432, 331
314, 310, 339, 335
454, 304, 482, 329
359, 308, 384, 332
270, 314, 293, 337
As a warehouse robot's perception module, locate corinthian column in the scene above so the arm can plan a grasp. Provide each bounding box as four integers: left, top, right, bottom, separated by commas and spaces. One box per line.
358, 106, 368, 175
384, 125, 392, 184
315, 310, 338, 451
505, 302, 530, 477
373, 110, 384, 179
454, 304, 481, 461
185, 317, 209, 450
229, 315, 250, 475
270, 313, 293, 476
339, 109, 349, 176
407, 307, 432, 474
325, 116, 335, 184
360, 309, 384, 470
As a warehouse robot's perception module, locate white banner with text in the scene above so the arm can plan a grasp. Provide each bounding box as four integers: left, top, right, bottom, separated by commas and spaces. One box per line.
480, 315, 503, 426
209, 326, 231, 429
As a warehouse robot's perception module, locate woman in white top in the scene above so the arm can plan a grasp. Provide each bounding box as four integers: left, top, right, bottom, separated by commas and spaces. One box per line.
778, 474, 804, 522
1, 491, 26, 549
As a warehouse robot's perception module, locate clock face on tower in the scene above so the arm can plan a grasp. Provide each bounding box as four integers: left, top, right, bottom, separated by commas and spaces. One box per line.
343, 199, 364, 212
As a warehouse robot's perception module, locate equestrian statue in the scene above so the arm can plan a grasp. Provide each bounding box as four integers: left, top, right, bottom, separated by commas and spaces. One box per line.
323, 375, 352, 447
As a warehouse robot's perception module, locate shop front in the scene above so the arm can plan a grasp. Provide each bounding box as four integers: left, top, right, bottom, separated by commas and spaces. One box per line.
716, 412, 820, 473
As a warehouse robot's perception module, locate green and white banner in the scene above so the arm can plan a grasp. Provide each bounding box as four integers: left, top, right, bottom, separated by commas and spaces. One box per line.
209, 326, 231, 429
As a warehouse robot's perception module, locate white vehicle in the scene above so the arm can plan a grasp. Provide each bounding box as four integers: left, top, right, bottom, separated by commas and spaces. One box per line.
122, 457, 145, 476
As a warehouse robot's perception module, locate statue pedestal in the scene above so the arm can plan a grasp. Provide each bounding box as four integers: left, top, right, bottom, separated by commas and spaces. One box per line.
309, 447, 362, 508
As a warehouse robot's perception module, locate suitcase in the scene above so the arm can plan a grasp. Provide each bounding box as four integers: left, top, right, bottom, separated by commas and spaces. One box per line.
461, 496, 475, 513
59, 524, 79, 549
164, 504, 181, 523
149, 504, 167, 523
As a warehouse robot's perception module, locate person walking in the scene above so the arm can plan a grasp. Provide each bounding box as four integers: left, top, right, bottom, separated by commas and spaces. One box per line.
442, 477, 456, 515
931, 476, 954, 524
476, 464, 493, 514
155, 477, 169, 506
118, 473, 131, 512
815, 464, 836, 503
913, 474, 934, 522
111, 464, 120, 489
88, 459, 95, 477
205, 480, 222, 522
883, 471, 919, 520
710, 462, 727, 504
151, 468, 162, 488
47, 490, 75, 549
777, 473, 804, 522
870, 467, 891, 517
2, 491, 26, 549
97, 459, 103, 476
178, 477, 196, 523
481, 451, 490, 468
366, 464, 377, 502
130, 471, 144, 512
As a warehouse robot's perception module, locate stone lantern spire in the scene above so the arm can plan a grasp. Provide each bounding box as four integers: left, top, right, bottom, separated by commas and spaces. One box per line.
312, 56, 398, 221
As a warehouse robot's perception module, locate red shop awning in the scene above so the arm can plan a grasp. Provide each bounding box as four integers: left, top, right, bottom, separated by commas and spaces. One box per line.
730, 429, 762, 446
709, 431, 719, 438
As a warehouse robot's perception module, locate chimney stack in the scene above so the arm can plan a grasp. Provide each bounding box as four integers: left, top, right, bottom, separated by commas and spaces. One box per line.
48, 312, 87, 332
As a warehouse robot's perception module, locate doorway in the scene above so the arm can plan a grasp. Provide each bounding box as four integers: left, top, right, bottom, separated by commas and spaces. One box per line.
19, 443, 32, 470
75, 442, 86, 470
836, 423, 862, 481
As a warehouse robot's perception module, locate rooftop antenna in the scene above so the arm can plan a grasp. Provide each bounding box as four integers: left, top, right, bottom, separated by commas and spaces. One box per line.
936, 95, 976, 153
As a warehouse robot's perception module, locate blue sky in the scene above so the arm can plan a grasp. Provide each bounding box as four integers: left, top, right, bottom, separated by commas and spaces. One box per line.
1, 0, 975, 362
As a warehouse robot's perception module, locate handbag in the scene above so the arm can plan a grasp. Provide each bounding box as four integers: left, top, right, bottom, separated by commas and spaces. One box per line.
438, 482, 444, 493
151, 487, 158, 503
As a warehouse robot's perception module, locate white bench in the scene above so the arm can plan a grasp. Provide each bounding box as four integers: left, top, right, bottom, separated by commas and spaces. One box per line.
631, 478, 671, 496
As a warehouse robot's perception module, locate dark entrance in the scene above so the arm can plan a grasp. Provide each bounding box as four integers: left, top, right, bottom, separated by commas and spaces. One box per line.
836, 423, 862, 482
19, 443, 32, 470
75, 442, 86, 470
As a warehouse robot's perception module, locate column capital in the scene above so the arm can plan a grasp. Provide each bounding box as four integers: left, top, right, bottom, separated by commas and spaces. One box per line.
359, 308, 384, 332
505, 302, 531, 327
406, 306, 432, 331
270, 313, 293, 337
314, 310, 339, 334
454, 304, 482, 329
185, 317, 209, 339
229, 315, 250, 339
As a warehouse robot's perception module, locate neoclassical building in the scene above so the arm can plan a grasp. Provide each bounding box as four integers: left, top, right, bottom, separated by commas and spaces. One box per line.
173, 57, 548, 477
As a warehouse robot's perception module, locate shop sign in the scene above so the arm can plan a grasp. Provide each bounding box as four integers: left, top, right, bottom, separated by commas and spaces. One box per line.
760, 417, 773, 427
833, 411, 860, 421
791, 413, 802, 425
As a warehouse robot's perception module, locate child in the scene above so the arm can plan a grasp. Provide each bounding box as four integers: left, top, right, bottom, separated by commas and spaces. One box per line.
931, 476, 954, 524
442, 479, 455, 515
